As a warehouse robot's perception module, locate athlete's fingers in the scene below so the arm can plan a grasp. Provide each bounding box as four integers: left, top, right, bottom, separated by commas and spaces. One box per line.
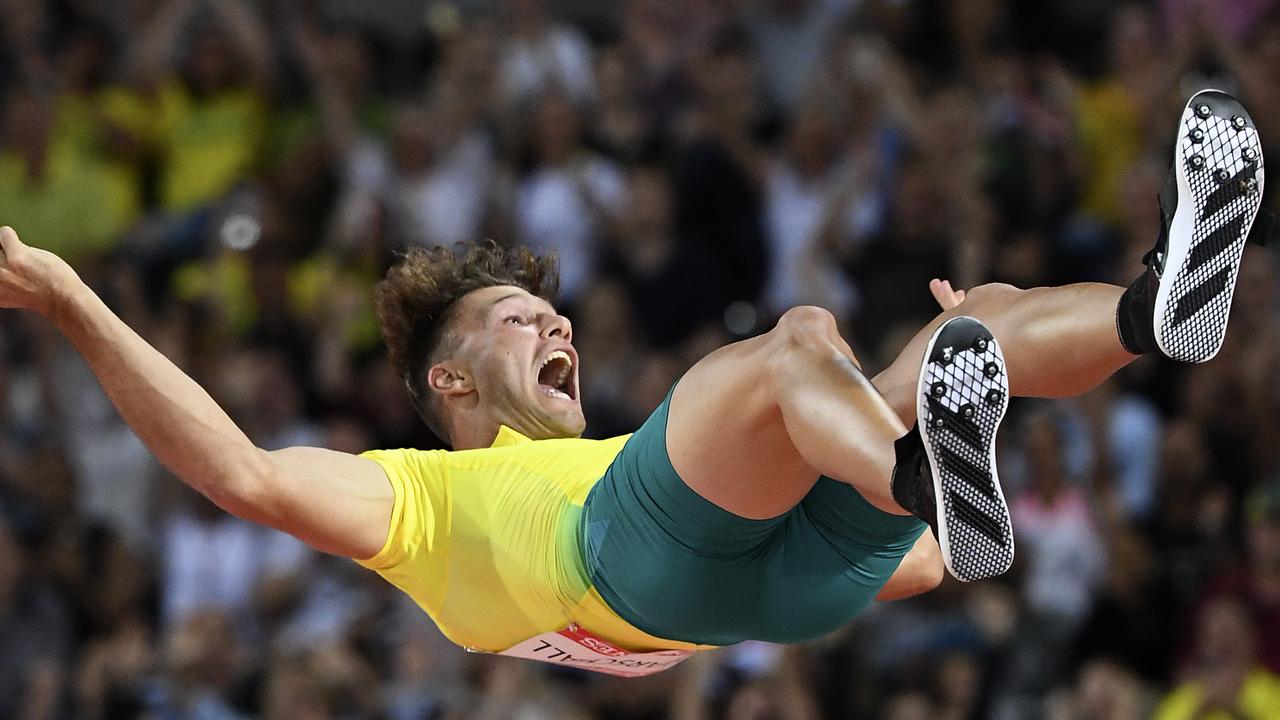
929, 278, 967, 310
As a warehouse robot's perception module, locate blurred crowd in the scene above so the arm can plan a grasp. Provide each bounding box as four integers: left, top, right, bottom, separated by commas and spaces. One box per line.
2, 0, 1280, 717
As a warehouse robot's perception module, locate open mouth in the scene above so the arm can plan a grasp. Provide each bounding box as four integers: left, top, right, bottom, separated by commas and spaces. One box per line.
537, 350, 577, 400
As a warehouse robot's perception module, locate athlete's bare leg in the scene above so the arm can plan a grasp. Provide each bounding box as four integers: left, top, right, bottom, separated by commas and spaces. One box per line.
666, 305, 908, 519
664, 283, 1135, 522
872, 282, 1135, 425
667, 88, 1264, 586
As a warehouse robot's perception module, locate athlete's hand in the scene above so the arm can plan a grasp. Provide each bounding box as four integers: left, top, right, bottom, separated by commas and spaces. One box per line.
0, 227, 82, 318
929, 278, 966, 310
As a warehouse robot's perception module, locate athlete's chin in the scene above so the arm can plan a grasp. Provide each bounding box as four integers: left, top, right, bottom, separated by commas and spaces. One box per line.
536, 399, 586, 437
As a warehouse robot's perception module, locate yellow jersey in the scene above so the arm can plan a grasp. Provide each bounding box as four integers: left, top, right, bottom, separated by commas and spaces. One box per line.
1153, 668, 1280, 720
355, 426, 704, 654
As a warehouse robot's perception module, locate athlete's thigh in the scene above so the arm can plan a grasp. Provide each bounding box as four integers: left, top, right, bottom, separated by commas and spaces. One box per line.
666, 334, 817, 519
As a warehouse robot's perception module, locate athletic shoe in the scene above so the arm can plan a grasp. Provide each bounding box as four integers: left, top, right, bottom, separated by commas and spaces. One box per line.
1144, 89, 1266, 362
892, 316, 1013, 582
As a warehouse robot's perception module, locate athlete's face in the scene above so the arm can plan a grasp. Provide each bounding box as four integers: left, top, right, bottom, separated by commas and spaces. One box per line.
437, 285, 584, 440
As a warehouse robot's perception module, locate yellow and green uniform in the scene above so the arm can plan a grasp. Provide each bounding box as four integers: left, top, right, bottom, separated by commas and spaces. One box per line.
357, 387, 925, 652
357, 425, 703, 653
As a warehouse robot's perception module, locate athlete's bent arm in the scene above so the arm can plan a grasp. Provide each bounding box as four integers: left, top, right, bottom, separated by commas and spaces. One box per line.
0, 227, 393, 559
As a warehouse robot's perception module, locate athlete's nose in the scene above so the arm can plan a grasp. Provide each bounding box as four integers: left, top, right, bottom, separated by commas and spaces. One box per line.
543, 314, 573, 343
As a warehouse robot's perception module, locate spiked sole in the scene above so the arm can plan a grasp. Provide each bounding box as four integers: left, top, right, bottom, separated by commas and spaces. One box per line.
1154, 89, 1265, 362
917, 317, 1014, 582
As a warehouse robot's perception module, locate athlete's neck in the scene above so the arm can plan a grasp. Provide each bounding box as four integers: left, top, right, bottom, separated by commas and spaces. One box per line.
449, 421, 503, 450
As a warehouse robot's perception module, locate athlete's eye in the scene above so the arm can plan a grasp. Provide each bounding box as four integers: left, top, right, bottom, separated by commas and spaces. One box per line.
504, 315, 527, 325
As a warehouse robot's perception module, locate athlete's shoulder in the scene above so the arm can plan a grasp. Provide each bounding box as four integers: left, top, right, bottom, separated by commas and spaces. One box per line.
360, 447, 448, 480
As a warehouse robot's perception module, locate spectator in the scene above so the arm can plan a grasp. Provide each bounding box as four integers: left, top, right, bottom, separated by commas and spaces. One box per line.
1154, 596, 1280, 720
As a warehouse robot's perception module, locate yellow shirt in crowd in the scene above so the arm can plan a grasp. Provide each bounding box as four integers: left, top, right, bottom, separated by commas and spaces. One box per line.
355, 426, 704, 654
155, 80, 266, 212
1154, 668, 1280, 720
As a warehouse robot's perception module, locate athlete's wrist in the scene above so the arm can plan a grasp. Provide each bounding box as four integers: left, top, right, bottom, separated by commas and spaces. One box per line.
47, 276, 96, 331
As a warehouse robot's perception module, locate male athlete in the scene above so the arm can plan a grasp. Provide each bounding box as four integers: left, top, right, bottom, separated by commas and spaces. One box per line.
0, 91, 1268, 672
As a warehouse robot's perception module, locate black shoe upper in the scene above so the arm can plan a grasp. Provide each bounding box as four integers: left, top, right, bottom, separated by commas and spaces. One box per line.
890, 425, 937, 530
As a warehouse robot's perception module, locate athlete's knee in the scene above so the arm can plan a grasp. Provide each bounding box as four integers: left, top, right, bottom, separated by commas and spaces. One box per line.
765, 306, 858, 385
773, 306, 839, 345
768, 306, 841, 362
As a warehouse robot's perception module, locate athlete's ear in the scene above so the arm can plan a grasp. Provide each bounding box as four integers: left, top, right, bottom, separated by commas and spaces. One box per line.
427, 361, 474, 397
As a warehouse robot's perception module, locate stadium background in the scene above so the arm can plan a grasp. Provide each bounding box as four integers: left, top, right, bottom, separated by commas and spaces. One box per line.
1, 0, 1280, 717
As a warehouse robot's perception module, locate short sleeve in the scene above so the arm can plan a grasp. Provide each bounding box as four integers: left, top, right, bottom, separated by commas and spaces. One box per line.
355, 448, 448, 575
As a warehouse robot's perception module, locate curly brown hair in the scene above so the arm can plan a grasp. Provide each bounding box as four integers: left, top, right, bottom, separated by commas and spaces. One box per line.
374, 242, 560, 443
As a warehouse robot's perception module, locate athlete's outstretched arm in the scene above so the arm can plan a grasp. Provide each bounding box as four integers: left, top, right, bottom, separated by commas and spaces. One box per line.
0, 227, 393, 558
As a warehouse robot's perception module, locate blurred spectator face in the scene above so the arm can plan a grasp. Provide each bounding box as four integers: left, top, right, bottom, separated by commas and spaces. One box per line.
96, 532, 148, 626
596, 47, 632, 108
326, 32, 374, 101
1159, 420, 1209, 483
1025, 413, 1066, 499
785, 105, 835, 178
725, 681, 777, 720
891, 159, 946, 241
698, 42, 757, 125
1232, 247, 1277, 329
533, 95, 582, 165
508, 0, 550, 32
1076, 659, 1145, 719
1108, 6, 1156, 71
25, 444, 75, 522
187, 29, 236, 94
165, 608, 240, 686
922, 88, 982, 158
57, 28, 111, 91
621, 352, 682, 424
936, 652, 981, 711
883, 692, 934, 720
262, 660, 331, 720
323, 417, 373, 455
842, 40, 889, 111
1105, 525, 1154, 594
627, 167, 674, 234
252, 351, 305, 435
1195, 597, 1257, 668
1255, 22, 1280, 66
575, 280, 633, 366
2, 87, 53, 159
391, 104, 436, 174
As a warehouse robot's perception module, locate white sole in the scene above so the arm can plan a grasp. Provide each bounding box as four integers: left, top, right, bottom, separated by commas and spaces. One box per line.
916, 316, 1013, 582
1153, 89, 1265, 362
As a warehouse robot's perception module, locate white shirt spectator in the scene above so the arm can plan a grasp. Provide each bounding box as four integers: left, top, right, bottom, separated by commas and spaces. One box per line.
513, 157, 625, 303
743, 0, 857, 111
161, 511, 311, 629
1011, 489, 1107, 624
499, 24, 594, 107
394, 132, 496, 249
1105, 394, 1161, 519
762, 158, 873, 319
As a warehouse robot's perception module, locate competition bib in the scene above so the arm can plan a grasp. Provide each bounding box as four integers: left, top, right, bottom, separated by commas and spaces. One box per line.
493, 624, 693, 677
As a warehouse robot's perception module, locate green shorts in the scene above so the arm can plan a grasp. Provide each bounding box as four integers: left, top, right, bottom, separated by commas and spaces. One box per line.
581, 385, 927, 646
